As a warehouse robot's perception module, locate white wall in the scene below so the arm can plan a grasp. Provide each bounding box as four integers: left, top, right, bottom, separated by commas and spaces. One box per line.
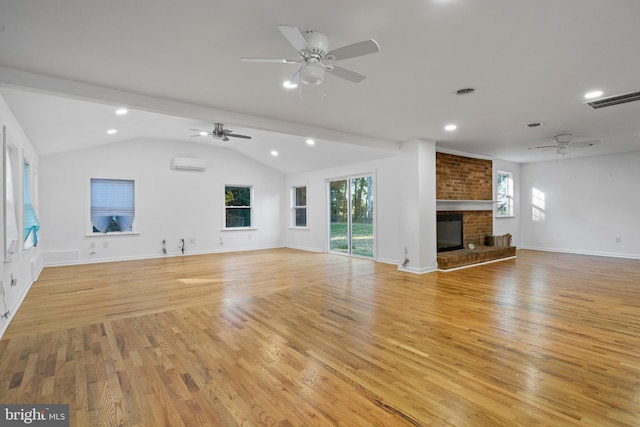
284, 139, 438, 272
520, 152, 640, 258
284, 155, 402, 263
0, 94, 43, 337
39, 138, 284, 264
493, 158, 521, 246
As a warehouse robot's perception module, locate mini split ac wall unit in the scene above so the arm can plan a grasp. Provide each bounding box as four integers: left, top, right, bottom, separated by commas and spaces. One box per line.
171, 157, 206, 171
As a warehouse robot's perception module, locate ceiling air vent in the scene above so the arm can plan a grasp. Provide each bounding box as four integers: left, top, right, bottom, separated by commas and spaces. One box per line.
585, 91, 640, 109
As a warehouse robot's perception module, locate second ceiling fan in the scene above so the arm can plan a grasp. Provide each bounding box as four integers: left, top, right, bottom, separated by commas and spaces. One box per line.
191, 123, 251, 141
529, 134, 600, 156
241, 25, 380, 86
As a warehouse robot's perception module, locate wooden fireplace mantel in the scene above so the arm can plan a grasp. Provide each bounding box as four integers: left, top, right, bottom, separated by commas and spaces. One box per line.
436, 200, 497, 211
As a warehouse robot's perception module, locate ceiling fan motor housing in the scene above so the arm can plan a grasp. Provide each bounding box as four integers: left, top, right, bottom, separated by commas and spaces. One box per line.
302, 31, 329, 56
555, 134, 572, 144
299, 31, 329, 85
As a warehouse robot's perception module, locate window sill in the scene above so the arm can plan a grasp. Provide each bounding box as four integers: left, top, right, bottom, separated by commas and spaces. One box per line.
495, 215, 515, 219
221, 227, 258, 231
86, 232, 140, 237
289, 226, 309, 230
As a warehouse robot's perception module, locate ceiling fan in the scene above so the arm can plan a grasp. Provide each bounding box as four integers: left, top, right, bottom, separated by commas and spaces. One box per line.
190, 123, 251, 141
241, 25, 380, 85
528, 134, 600, 155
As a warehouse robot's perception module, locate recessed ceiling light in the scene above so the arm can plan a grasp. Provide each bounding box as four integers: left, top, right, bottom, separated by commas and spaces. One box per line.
454, 88, 476, 96
306, 138, 315, 146
584, 90, 603, 100
271, 150, 279, 156
283, 80, 298, 89
525, 122, 543, 128
444, 124, 457, 131
107, 129, 117, 135
115, 108, 128, 115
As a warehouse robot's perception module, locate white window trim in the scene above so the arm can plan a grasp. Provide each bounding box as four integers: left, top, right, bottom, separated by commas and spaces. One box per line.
291, 184, 309, 229
23, 155, 37, 250
3, 128, 20, 261
496, 170, 514, 218
86, 176, 139, 236
223, 184, 255, 230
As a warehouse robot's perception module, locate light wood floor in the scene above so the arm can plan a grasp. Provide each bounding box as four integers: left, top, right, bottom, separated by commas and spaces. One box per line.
1, 249, 639, 426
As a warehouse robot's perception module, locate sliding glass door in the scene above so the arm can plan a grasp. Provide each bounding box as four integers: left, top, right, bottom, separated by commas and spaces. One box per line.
329, 176, 374, 258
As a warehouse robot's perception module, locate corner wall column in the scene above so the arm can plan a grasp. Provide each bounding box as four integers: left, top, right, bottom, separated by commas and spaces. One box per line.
398, 139, 437, 273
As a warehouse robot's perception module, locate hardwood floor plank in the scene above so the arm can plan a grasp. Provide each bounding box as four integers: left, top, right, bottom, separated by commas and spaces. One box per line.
1, 249, 639, 426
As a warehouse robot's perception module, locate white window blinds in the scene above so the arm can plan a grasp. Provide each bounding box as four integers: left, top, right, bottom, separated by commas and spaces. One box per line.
90, 178, 135, 232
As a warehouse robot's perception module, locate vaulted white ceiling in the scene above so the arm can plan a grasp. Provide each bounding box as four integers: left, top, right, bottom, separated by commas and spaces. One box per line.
1, 0, 639, 172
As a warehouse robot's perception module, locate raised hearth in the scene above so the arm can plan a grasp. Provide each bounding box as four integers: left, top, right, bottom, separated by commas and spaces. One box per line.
437, 245, 516, 270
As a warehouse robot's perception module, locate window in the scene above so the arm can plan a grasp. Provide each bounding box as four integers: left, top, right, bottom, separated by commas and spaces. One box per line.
3, 127, 19, 259
90, 178, 135, 233
23, 161, 40, 248
292, 186, 307, 228
225, 185, 252, 228
496, 171, 514, 217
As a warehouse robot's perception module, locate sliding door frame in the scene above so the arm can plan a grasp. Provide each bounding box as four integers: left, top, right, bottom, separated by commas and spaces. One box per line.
326, 172, 376, 259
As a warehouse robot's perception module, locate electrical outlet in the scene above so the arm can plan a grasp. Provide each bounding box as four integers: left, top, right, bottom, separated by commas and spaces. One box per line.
103, 241, 109, 249
189, 238, 196, 244
89, 242, 95, 249
616, 237, 622, 244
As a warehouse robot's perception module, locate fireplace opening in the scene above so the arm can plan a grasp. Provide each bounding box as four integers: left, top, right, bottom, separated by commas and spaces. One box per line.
437, 213, 464, 252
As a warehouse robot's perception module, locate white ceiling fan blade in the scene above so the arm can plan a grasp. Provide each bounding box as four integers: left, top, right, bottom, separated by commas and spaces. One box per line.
278, 25, 310, 53
528, 145, 557, 150
241, 57, 298, 64
227, 133, 252, 140
569, 139, 601, 148
326, 39, 380, 61
326, 65, 367, 83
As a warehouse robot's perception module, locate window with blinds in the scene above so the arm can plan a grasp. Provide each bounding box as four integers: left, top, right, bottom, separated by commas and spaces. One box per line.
90, 178, 135, 233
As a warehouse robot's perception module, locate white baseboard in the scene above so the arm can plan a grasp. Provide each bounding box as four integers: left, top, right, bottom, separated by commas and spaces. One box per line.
519, 246, 640, 260
0, 277, 34, 339
42, 245, 287, 267
285, 244, 324, 253
397, 264, 438, 274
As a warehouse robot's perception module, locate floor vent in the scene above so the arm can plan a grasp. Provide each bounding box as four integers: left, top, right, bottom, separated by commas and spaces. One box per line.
585, 91, 640, 109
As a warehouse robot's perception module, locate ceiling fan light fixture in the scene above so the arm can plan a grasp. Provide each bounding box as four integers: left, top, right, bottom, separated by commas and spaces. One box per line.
557, 146, 570, 155
300, 62, 325, 85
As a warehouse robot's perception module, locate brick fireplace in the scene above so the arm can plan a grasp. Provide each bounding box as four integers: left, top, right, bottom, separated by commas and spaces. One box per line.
436, 152, 493, 247
435, 152, 515, 269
